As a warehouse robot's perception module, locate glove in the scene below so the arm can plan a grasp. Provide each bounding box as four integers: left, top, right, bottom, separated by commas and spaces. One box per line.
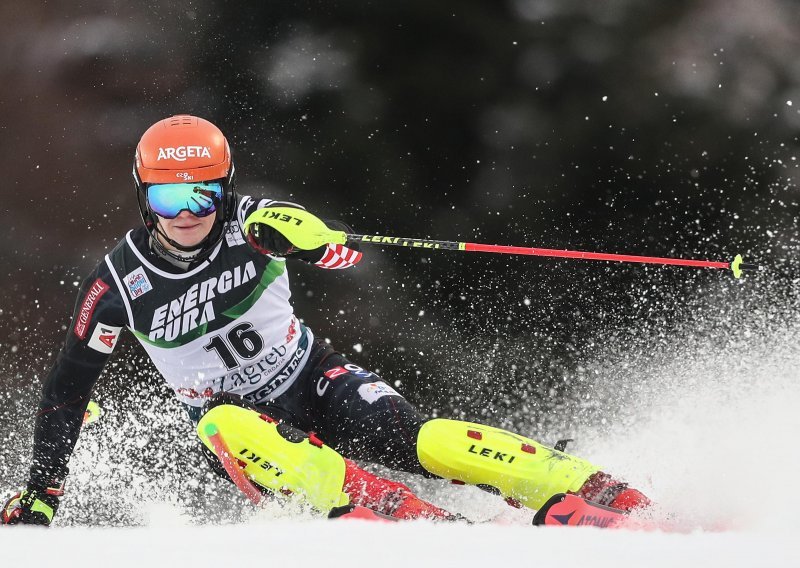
246, 215, 362, 267
246, 221, 295, 256
2, 484, 61, 526
244, 206, 353, 256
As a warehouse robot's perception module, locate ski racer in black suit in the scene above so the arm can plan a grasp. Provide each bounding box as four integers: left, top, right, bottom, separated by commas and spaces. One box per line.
2, 115, 649, 525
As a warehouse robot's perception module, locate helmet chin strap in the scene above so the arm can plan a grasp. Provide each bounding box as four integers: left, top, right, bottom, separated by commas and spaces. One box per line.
151, 214, 224, 263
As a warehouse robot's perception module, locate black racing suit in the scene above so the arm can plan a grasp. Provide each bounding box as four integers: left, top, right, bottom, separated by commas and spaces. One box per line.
28, 195, 426, 493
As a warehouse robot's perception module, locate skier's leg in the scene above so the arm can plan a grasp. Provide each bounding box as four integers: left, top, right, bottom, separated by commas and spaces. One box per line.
307, 350, 648, 513
306, 350, 428, 474
415, 418, 650, 512
195, 392, 452, 520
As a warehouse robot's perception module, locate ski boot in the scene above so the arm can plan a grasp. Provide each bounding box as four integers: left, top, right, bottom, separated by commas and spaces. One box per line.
341, 457, 454, 520
197, 403, 453, 520
575, 471, 650, 511
416, 419, 650, 512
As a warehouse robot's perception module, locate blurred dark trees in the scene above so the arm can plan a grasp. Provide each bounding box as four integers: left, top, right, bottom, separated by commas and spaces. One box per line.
1, 0, 798, 418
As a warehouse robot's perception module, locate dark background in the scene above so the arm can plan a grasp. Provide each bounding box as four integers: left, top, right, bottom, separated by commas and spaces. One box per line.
1, 0, 798, 426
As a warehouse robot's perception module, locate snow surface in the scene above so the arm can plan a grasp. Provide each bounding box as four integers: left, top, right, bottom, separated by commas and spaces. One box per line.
3, 518, 797, 567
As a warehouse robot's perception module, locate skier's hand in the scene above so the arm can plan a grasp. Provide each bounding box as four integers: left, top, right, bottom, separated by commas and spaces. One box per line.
2, 484, 61, 526
245, 209, 361, 265
244, 206, 349, 254
246, 221, 296, 256
247, 223, 363, 268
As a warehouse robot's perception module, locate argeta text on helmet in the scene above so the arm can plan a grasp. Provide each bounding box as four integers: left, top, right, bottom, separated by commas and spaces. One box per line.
157, 146, 212, 162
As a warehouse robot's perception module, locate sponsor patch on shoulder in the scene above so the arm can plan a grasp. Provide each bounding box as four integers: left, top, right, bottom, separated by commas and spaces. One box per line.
124, 266, 153, 299
357, 381, 402, 404
74, 279, 110, 339
225, 220, 246, 247
87, 323, 123, 354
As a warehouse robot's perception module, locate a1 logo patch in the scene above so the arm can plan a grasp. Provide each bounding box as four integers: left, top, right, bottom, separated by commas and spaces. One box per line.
88, 323, 123, 354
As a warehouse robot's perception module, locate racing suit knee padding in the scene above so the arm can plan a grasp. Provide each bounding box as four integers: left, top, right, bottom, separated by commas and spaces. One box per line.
416, 418, 600, 510
197, 393, 261, 482
196, 392, 295, 482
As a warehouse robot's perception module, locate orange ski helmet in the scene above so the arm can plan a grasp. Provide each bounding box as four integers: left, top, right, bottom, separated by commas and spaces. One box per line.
133, 115, 237, 260
134, 115, 232, 184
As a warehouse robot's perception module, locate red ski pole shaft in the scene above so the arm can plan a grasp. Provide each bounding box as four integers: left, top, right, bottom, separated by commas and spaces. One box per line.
465, 243, 728, 269
348, 234, 758, 278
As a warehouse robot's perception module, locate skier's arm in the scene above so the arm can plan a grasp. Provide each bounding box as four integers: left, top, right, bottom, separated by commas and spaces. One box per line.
29, 262, 127, 491
242, 199, 362, 269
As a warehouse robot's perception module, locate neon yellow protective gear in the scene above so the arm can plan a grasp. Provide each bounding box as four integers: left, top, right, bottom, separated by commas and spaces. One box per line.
417, 419, 600, 510
197, 404, 350, 512
243, 207, 347, 251
82, 399, 102, 425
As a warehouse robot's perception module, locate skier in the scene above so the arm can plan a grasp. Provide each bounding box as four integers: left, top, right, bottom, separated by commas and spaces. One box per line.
2, 115, 649, 526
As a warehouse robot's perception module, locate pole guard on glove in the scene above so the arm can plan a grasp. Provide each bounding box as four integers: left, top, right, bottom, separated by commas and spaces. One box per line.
243, 207, 348, 252
244, 207, 362, 268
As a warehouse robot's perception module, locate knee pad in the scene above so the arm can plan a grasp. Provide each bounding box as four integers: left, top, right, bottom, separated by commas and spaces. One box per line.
416, 419, 600, 510
197, 403, 350, 512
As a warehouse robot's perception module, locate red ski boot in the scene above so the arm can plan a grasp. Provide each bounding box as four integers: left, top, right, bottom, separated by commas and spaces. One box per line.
575, 471, 651, 512
342, 459, 457, 521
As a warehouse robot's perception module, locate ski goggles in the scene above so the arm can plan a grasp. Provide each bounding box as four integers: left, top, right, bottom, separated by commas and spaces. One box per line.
147, 182, 223, 219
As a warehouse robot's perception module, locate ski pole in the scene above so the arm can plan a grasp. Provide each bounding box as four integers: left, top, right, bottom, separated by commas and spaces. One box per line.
243, 207, 759, 278
347, 234, 758, 278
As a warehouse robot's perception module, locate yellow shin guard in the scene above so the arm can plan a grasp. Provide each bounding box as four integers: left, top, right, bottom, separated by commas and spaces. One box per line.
417, 419, 600, 510
197, 405, 350, 512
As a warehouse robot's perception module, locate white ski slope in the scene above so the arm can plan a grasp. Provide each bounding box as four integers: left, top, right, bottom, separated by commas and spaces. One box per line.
2, 517, 796, 567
